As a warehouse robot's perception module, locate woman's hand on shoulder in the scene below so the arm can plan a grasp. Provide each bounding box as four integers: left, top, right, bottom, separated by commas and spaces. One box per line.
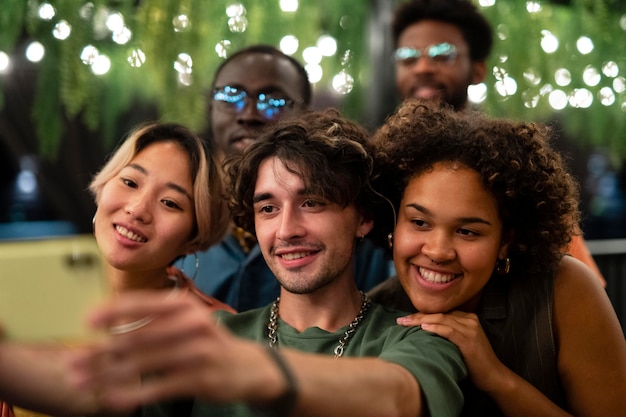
397, 311, 508, 393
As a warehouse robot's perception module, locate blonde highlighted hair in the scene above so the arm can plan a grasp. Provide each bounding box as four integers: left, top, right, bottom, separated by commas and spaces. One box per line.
89, 122, 229, 251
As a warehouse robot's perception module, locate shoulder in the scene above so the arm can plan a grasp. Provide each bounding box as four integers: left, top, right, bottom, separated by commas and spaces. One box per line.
553, 255, 610, 313
367, 277, 416, 313
551, 258, 626, 415
364, 302, 413, 329
365, 303, 463, 357
553, 254, 624, 347
214, 305, 273, 342
216, 305, 270, 324
364, 307, 467, 417
554, 256, 626, 362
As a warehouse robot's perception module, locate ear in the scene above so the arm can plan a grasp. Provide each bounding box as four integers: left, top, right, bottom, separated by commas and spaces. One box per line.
357, 217, 375, 239
470, 60, 487, 85
181, 241, 203, 257
498, 229, 515, 259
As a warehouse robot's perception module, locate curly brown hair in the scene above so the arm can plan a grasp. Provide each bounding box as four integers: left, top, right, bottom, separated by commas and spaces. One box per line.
371, 99, 580, 276
225, 108, 382, 235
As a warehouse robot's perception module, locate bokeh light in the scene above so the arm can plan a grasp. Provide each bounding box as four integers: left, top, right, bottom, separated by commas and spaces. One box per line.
25, 42, 45, 63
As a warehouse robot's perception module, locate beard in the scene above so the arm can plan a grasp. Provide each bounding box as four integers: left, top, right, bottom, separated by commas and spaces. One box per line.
274, 258, 351, 295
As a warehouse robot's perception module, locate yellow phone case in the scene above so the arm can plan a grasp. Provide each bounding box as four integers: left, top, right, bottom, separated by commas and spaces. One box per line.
0, 235, 108, 342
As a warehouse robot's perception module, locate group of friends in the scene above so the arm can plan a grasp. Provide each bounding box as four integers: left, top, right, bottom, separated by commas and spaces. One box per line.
1, 1, 624, 417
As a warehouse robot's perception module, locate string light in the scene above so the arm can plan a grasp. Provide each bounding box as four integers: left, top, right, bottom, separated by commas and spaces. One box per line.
0, 0, 624, 157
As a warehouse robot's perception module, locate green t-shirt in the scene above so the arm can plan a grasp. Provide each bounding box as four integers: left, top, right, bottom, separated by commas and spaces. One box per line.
142, 303, 466, 417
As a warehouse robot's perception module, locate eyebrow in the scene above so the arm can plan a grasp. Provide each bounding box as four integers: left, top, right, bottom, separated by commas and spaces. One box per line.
252, 188, 312, 205
252, 192, 273, 204
128, 163, 193, 201
406, 203, 492, 226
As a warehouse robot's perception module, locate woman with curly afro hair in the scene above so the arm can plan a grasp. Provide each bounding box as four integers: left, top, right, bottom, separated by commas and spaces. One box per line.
368, 99, 626, 417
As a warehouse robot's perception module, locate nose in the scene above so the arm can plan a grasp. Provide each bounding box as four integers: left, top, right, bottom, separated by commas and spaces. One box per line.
422, 230, 455, 264
125, 193, 153, 223
276, 207, 306, 241
408, 56, 437, 75
236, 98, 266, 125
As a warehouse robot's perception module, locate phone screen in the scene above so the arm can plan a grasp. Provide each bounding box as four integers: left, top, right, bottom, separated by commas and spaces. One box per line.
0, 235, 109, 342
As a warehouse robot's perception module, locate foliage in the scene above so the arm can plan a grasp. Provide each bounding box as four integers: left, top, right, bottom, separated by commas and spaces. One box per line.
0, 0, 370, 157
479, 0, 626, 157
0, 0, 625, 158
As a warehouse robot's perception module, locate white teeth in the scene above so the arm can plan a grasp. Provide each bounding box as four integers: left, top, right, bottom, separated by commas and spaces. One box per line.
116, 225, 147, 242
419, 267, 456, 284
280, 252, 310, 261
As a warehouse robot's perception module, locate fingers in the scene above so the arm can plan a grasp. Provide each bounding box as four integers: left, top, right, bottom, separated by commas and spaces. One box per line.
397, 311, 478, 327
396, 311, 481, 345
67, 292, 227, 410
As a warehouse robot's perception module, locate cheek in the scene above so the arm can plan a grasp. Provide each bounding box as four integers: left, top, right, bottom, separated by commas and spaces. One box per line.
94, 186, 117, 225
459, 245, 497, 281
211, 109, 232, 133
395, 66, 411, 85
392, 225, 420, 261
252, 217, 274, 247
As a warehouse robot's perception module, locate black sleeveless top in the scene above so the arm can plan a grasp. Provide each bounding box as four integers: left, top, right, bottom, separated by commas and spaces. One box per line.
368, 271, 567, 416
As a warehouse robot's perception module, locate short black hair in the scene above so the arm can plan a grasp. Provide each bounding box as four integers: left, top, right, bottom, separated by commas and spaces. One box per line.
211, 44, 312, 106
393, 0, 493, 61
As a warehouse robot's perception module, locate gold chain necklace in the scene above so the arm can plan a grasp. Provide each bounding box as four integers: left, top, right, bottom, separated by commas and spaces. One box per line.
267, 291, 371, 358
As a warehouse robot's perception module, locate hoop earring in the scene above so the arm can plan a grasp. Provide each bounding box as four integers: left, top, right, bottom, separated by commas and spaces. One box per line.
496, 257, 511, 275
387, 232, 394, 249
185, 252, 199, 280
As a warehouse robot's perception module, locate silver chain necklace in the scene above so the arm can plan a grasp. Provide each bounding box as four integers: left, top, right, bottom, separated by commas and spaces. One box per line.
267, 291, 371, 358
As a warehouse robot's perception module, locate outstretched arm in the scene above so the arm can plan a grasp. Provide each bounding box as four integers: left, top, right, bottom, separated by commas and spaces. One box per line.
0, 342, 113, 416
69, 292, 425, 417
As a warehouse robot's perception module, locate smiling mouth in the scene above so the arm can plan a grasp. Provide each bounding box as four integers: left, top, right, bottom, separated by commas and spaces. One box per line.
412, 86, 443, 99
280, 251, 313, 261
115, 225, 147, 242
418, 267, 458, 284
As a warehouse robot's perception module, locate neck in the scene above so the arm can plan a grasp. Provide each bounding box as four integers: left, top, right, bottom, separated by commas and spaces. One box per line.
275, 283, 365, 332
106, 264, 175, 297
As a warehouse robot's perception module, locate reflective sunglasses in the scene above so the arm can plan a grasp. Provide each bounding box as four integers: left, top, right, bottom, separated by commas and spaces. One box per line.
393, 42, 458, 66
212, 85, 299, 120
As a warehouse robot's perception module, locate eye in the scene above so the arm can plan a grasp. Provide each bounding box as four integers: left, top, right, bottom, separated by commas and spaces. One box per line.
302, 198, 328, 210
410, 219, 428, 228
258, 205, 275, 214
431, 52, 456, 63
162, 199, 182, 210
457, 227, 479, 237
122, 177, 137, 188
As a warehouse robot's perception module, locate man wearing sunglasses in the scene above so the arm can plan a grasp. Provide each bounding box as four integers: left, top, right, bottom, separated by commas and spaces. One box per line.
208, 45, 311, 159
391, 0, 490, 112
389, 0, 604, 284
188, 45, 393, 312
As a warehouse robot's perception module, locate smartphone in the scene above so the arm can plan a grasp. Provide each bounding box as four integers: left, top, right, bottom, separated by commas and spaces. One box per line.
0, 234, 109, 342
